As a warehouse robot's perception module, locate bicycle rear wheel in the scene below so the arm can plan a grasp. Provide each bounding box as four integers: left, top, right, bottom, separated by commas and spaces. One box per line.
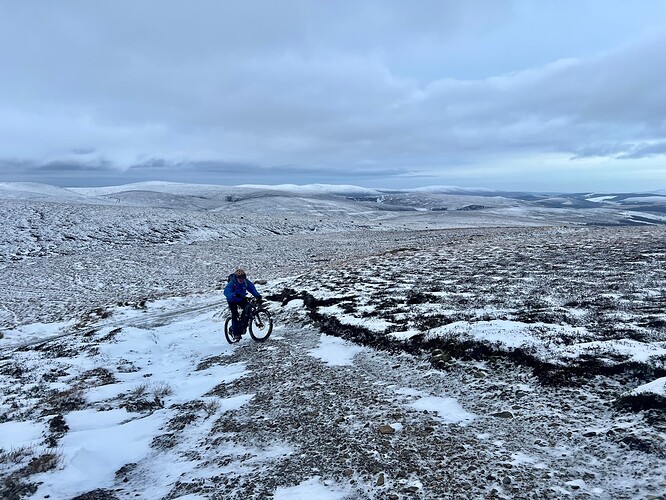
224, 317, 240, 344
249, 309, 273, 342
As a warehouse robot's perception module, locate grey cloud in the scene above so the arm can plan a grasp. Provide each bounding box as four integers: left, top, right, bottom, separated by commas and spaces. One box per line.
617, 141, 666, 160
5, 34, 666, 168
1, 155, 409, 188
0, 1, 665, 189
71, 148, 97, 156
126, 158, 408, 180
36, 160, 114, 172
571, 143, 631, 159
405, 34, 666, 157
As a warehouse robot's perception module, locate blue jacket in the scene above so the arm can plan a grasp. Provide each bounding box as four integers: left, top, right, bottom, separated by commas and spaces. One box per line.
224, 275, 261, 303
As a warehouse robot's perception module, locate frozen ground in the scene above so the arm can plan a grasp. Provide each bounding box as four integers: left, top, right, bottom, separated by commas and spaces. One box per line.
2, 288, 666, 499
1, 183, 666, 499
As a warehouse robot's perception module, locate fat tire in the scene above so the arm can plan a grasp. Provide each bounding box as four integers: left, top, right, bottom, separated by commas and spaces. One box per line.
249, 309, 273, 342
224, 317, 239, 344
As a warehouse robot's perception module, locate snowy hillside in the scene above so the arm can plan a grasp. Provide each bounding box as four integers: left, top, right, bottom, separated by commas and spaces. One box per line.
1, 183, 665, 498
3, 181, 666, 225
0, 182, 105, 204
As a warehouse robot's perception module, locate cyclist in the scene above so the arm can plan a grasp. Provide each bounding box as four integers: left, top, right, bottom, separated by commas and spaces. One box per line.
224, 268, 262, 340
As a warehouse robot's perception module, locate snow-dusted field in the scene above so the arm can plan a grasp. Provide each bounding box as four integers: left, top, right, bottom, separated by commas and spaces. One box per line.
1, 183, 666, 499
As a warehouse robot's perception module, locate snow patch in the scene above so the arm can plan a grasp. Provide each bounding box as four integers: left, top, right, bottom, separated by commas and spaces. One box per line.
273, 477, 351, 500
308, 334, 365, 366
0, 420, 45, 449
631, 376, 666, 397
34, 412, 164, 498
398, 388, 476, 425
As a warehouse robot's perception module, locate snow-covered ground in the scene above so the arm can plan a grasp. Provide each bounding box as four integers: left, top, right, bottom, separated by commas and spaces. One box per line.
1, 183, 666, 499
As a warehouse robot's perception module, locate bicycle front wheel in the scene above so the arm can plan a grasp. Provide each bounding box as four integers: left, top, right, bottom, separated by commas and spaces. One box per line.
249, 309, 273, 342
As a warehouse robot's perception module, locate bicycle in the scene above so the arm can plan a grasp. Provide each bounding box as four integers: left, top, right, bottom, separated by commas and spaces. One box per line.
217, 297, 273, 344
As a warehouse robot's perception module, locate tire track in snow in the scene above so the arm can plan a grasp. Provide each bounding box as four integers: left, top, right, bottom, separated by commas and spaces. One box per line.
5, 299, 229, 352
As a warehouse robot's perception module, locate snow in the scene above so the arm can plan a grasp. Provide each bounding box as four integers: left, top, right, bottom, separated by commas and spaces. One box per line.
35, 412, 164, 497
586, 196, 617, 202
422, 319, 666, 370
308, 334, 365, 366
318, 305, 394, 332
239, 183, 382, 196
564, 338, 666, 363
622, 196, 666, 204
2, 320, 77, 347
429, 319, 544, 349
510, 451, 546, 468
0, 420, 44, 449
5, 303, 258, 499
64, 408, 142, 431
406, 395, 476, 424
0, 182, 94, 202
273, 477, 351, 500
621, 211, 666, 222
631, 376, 666, 396
2, 182, 666, 498
408, 185, 495, 194
396, 388, 475, 425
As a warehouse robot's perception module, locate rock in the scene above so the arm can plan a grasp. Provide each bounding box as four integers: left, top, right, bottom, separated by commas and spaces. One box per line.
490, 411, 514, 418
502, 476, 512, 485
379, 424, 395, 435
431, 352, 451, 363
343, 469, 354, 477
376, 473, 385, 486
405, 486, 420, 493
48, 414, 69, 434
582, 431, 597, 437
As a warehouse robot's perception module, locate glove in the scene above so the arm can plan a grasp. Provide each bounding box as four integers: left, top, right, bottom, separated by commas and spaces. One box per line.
256, 296, 263, 303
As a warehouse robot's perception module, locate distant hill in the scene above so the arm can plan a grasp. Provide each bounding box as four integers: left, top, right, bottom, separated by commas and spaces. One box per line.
2, 181, 666, 225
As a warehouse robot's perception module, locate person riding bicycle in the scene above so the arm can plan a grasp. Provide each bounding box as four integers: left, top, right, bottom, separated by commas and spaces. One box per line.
224, 268, 262, 340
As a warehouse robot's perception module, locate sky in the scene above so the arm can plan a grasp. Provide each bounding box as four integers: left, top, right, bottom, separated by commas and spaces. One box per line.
1, 0, 666, 192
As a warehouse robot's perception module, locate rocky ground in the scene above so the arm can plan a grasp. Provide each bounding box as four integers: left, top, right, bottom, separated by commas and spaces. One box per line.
1, 223, 666, 499
2, 299, 665, 499
170, 320, 666, 499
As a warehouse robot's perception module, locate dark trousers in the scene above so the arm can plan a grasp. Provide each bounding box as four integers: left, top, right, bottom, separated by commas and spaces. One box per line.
228, 298, 249, 335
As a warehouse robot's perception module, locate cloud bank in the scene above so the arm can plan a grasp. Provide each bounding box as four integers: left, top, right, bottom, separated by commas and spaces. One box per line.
1, 1, 665, 190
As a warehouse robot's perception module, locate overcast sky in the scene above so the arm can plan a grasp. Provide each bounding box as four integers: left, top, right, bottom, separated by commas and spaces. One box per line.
1, 1, 666, 191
